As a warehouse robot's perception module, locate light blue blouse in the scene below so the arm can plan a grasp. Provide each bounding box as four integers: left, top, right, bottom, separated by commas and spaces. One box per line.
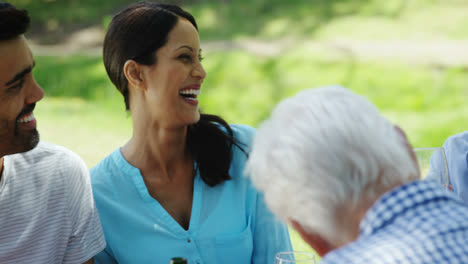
91, 124, 292, 264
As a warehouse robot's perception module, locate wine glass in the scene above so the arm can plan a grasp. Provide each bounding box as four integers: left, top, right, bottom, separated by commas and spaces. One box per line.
413, 147, 451, 190
275, 251, 316, 264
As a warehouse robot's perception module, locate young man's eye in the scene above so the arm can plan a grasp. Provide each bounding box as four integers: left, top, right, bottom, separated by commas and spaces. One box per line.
7, 79, 24, 93
198, 55, 204, 62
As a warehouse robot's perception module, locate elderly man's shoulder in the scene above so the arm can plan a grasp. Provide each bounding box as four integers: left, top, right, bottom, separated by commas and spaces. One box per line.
319, 242, 396, 264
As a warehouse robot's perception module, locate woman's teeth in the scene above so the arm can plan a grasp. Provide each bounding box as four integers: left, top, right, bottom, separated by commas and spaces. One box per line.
179, 89, 201, 96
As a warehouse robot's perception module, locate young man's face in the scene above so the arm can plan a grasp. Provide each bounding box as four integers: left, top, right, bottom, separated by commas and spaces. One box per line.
0, 35, 44, 156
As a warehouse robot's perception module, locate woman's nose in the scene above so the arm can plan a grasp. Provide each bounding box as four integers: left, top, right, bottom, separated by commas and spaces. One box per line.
192, 61, 206, 80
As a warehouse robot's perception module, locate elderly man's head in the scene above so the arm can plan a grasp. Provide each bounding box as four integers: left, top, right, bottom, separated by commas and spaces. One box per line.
246, 85, 419, 255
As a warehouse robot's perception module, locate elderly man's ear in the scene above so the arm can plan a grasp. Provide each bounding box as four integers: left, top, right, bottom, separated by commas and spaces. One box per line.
394, 125, 418, 166
290, 219, 333, 257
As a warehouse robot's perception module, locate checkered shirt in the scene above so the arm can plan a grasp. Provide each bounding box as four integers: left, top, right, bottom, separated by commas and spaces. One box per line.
320, 180, 468, 264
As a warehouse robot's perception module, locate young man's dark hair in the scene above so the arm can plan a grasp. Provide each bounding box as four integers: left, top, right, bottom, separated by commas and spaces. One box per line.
0, 3, 30, 40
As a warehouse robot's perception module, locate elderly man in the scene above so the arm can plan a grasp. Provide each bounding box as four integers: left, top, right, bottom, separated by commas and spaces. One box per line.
246, 85, 468, 263
0, 3, 105, 263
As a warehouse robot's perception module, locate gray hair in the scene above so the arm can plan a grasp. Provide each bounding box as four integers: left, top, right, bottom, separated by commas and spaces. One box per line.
245, 85, 418, 243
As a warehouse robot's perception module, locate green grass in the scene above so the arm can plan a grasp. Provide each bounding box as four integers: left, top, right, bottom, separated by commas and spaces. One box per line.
9, 0, 133, 27
36, 97, 131, 167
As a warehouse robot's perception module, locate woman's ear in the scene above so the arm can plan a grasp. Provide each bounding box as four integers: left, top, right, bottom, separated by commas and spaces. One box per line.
123, 60, 144, 89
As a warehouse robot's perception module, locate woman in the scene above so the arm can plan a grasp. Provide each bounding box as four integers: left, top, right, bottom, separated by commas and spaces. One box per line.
91, 2, 292, 264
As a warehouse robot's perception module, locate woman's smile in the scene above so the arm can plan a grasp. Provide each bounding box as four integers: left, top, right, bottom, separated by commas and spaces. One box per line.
179, 84, 201, 106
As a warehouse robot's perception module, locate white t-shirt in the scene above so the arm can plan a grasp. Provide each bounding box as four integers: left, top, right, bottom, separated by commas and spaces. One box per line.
0, 142, 106, 263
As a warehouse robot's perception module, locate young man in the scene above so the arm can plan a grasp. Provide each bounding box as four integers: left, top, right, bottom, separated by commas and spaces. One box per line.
246, 85, 468, 263
0, 3, 105, 263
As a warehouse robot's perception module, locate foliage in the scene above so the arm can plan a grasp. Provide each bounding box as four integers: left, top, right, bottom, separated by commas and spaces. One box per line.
34, 55, 121, 103
9, 0, 133, 26
191, 0, 468, 40
8, 0, 468, 41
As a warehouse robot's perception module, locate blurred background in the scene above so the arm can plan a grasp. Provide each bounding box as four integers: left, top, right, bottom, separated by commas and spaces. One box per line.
9, 0, 468, 254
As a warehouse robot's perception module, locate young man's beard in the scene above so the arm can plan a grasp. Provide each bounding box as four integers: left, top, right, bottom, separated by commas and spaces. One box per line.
0, 120, 40, 156
0, 103, 40, 155
13, 127, 40, 152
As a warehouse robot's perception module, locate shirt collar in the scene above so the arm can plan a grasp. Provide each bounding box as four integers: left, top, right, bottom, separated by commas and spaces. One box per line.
359, 180, 452, 237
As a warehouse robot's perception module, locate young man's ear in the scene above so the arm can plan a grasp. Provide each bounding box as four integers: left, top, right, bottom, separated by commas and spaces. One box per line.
290, 219, 334, 257
123, 60, 144, 89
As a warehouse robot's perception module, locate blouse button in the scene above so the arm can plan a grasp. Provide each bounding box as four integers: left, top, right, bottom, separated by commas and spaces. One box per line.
187, 239, 191, 243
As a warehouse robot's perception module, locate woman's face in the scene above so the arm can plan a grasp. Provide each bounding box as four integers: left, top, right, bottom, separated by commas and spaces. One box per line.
140, 17, 206, 128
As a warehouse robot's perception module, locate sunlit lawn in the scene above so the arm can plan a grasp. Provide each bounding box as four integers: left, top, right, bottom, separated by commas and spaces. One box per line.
36, 97, 130, 167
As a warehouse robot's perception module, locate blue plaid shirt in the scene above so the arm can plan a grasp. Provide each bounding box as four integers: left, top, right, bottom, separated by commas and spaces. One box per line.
320, 180, 468, 263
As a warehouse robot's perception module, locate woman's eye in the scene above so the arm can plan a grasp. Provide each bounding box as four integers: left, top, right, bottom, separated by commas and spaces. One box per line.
178, 54, 193, 62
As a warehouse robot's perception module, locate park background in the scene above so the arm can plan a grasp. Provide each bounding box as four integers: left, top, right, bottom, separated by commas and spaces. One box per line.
10, 0, 468, 256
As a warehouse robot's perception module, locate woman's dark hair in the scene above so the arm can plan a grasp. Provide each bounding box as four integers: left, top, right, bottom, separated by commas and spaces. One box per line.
103, 2, 245, 186
0, 3, 30, 41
